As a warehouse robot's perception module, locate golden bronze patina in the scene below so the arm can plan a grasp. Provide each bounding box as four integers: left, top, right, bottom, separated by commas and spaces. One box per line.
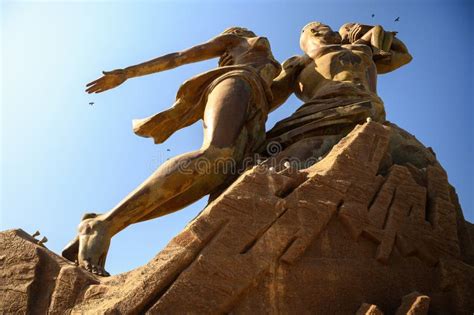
267, 22, 411, 160
62, 27, 281, 276
63, 22, 412, 277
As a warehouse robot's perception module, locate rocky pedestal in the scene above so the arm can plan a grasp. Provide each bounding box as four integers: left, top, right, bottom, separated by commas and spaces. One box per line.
1, 121, 473, 314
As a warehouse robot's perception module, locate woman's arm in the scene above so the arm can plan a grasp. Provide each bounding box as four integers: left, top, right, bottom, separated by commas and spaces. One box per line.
86, 34, 240, 94
124, 34, 240, 79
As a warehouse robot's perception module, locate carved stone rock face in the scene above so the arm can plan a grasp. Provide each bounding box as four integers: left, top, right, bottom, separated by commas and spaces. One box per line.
1, 121, 473, 314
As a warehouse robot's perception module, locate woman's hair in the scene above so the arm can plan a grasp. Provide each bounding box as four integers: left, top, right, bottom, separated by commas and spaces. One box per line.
218, 27, 256, 67
221, 27, 256, 38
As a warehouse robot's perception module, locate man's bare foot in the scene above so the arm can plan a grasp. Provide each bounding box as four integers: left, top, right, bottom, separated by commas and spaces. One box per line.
77, 214, 111, 277
79, 258, 110, 277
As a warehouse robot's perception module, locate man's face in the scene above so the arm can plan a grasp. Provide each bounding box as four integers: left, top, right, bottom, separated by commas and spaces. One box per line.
300, 23, 341, 53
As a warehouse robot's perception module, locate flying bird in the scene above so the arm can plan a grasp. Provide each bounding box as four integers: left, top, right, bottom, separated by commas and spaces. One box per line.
371, 14, 375, 18
89, 102, 94, 106
394, 17, 400, 22
166, 148, 171, 152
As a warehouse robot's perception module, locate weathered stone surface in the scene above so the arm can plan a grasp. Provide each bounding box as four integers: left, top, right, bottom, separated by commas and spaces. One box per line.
356, 292, 430, 315
357, 303, 384, 315
356, 303, 383, 315
395, 291, 430, 315
1, 121, 473, 314
0, 229, 97, 314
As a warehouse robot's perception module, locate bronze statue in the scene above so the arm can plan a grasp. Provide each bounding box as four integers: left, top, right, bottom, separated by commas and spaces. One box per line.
63, 22, 411, 277
62, 27, 281, 276
267, 22, 412, 160
338, 22, 397, 58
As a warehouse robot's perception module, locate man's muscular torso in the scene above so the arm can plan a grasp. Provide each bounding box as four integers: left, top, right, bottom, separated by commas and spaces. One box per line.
295, 44, 377, 102
270, 22, 411, 111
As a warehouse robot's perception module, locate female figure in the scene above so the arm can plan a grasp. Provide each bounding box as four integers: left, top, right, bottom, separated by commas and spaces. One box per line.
63, 27, 281, 276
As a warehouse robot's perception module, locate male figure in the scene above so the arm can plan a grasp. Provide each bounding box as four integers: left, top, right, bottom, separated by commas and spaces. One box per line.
267, 22, 412, 159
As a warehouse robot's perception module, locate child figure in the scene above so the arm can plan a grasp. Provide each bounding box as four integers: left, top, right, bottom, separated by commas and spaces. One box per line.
339, 23, 397, 58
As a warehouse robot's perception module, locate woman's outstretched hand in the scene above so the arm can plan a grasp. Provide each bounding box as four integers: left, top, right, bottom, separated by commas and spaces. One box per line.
86, 69, 127, 94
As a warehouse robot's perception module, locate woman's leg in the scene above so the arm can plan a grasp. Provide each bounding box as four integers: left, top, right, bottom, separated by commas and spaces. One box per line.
71, 77, 251, 275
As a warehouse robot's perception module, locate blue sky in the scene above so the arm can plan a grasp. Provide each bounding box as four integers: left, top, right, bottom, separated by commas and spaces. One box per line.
1, 0, 472, 275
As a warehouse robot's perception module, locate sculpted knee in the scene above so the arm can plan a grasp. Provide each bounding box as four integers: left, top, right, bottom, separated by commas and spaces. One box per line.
195, 146, 237, 176
201, 146, 236, 166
